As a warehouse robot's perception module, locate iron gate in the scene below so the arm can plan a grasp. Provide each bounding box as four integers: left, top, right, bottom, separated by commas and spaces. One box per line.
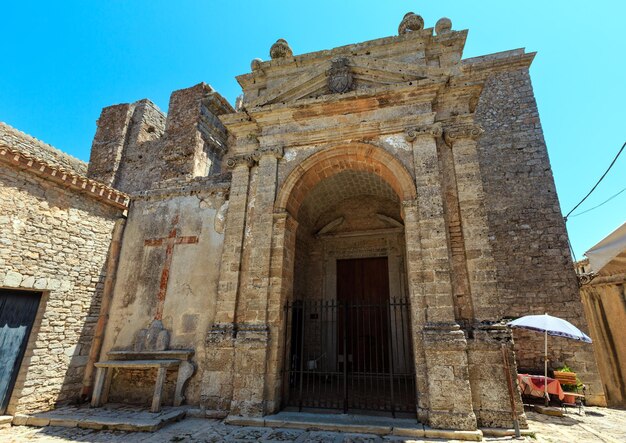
282, 297, 416, 416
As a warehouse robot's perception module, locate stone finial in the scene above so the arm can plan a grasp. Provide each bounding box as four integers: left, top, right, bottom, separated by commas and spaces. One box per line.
435, 17, 452, 35
270, 39, 293, 59
250, 58, 263, 71
398, 12, 424, 35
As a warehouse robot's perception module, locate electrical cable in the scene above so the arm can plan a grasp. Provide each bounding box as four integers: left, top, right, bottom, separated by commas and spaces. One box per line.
564, 141, 626, 221
569, 186, 626, 218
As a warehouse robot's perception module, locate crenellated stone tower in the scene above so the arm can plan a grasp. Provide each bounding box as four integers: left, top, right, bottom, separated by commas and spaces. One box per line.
87, 83, 233, 194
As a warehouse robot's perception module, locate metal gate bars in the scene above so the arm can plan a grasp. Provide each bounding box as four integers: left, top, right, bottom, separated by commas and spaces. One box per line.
282, 297, 416, 416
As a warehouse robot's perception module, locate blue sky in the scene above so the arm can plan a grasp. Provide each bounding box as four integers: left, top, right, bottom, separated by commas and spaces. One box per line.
1, 1, 624, 258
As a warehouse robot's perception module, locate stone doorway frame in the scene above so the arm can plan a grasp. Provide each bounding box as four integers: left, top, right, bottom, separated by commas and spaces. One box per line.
264, 140, 450, 426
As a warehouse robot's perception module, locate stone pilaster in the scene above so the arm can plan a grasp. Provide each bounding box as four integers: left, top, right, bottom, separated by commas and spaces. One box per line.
231, 146, 284, 416
405, 125, 476, 429
264, 211, 298, 413
240, 146, 284, 324
444, 124, 499, 321
405, 124, 457, 325
204, 155, 253, 412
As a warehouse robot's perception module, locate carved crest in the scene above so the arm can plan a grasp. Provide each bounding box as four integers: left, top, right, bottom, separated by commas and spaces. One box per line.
327, 58, 353, 94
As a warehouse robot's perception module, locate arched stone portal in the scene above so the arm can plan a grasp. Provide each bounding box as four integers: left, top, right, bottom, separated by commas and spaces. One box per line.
265, 144, 425, 416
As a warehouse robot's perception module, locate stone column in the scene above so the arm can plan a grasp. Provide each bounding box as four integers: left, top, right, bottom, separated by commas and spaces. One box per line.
205, 155, 253, 413
230, 146, 284, 416
444, 124, 499, 321
405, 125, 477, 430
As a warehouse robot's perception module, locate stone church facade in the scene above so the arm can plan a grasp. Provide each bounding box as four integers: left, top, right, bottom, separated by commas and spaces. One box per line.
0, 13, 604, 432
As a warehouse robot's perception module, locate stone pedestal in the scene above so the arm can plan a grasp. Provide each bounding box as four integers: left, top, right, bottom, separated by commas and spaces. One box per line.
423, 323, 477, 430
466, 323, 527, 428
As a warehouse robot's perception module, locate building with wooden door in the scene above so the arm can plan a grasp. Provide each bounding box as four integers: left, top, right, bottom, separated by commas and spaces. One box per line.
0, 123, 128, 415
0, 12, 605, 432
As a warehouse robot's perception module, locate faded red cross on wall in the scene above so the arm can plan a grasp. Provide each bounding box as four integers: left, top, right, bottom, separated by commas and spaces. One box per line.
144, 215, 198, 321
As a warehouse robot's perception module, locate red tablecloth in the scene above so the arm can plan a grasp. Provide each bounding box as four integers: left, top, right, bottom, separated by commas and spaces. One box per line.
517, 374, 565, 401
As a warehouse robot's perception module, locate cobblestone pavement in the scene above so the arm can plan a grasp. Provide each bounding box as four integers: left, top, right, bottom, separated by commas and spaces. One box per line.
1, 407, 625, 442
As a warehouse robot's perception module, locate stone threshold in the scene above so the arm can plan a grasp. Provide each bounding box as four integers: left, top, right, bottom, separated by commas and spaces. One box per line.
11, 404, 187, 432
225, 411, 484, 441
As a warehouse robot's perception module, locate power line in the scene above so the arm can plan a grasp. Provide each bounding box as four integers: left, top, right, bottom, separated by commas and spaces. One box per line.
569, 186, 626, 218
564, 141, 626, 221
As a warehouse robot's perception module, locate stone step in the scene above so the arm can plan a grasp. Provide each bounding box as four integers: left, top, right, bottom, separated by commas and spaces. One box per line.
227, 412, 484, 441
12, 405, 187, 432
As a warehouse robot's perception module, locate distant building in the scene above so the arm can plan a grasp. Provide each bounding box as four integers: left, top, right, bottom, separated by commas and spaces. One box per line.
579, 222, 626, 407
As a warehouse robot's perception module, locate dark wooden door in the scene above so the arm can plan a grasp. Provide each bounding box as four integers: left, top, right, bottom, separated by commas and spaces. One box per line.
0, 289, 41, 414
337, 257, 390, 373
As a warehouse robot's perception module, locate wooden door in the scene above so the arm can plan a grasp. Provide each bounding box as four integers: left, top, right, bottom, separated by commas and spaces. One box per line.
0, 289, 41, 414
337, 257, 390, 373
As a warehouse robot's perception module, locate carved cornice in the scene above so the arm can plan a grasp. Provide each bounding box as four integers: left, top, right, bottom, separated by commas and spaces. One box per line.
225, 154, 255, 170
443, 124, 484, 146
0, 144, 129, 209
405, 124, 443, 141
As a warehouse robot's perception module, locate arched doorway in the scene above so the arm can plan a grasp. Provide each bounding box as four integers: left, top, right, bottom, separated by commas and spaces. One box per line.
276, 144, 418, 416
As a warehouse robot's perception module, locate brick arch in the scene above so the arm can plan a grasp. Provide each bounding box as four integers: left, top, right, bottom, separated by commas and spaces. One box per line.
276, 143, 417, 218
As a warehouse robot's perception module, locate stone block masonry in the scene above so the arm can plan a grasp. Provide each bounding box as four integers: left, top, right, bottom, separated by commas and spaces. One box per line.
87, 83, 234, 195
0, 162, 124, 415
474, 67, 605, 405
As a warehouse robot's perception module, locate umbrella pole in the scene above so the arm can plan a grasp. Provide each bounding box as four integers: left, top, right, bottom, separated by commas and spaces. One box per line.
543, 331, 550, 406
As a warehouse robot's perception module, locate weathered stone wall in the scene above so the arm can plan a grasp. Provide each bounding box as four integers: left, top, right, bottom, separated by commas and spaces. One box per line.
0, 163, 122, 414
474, 67, 605, 404
100, 177, 228, 407
87, 84, 233, 195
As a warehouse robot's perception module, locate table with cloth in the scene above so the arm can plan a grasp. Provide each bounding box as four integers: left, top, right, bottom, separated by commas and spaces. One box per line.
517, 373, 565, 401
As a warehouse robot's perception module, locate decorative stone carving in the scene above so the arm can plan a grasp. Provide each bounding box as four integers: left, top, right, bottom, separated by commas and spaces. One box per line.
252, 146, 284, 161
443, 124, 485, 146
134, 319, 170, 352
225, 154, 255, 169
250, 58, 263, 71
214, 201, 229, 234
316, 217, 344, 236
577, 272, 598, 286
174, 360, 196, 406
405, 124, 443, 141
435, 17, 452, 35
235, 95, 244, 112
398, 12, 424, 35
327, 58, 353, 94
269, 39, 293, 59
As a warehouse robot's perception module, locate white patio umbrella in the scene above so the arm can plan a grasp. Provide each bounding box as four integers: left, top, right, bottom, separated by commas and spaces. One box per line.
507, 313, 592, 405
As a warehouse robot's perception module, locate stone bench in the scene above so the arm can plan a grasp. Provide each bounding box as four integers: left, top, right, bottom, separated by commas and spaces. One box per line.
91, 350, 195, 413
